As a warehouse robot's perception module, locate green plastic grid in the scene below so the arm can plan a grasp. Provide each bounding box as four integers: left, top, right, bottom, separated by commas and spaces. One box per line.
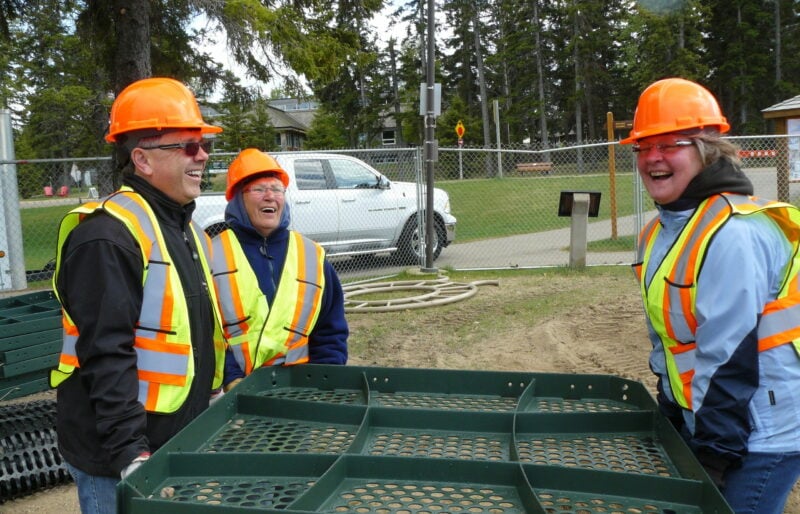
351, 408, 512, 461
0, 293, 62, 396
517, 432, 674, 475
514, 411, 683, 477
232, 366, 656, 414
198, 395, 364, 455
290, 456, 540, 513
258, 386, 364, 404
522, 464, 731, 514
0, 292, 60, 329
326, 478, 524, 513
0, 290, 59, 311
535, 488, 701, 513
0, 373, 50, 401
526, 397, 640, 413
516, 373, 653, 414
153, 476, 315, 508
371, 390, 520, 411
117, 365, 733, 514
121, 453, 335, 513
203, 414, 358, 454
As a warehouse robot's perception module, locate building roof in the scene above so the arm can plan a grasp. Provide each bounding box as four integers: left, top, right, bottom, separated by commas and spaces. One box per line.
267, 104, 308, 131
762, 95, 800, 119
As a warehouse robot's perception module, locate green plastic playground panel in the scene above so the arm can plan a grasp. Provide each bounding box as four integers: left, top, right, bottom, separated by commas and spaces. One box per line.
122, 453, 335, 513
118, 364, 733, 513
0, 290, 61, 339
234, 364, 655, 413
524, 464, 731, 513
350, 407, 514, 460
291, 456, 540, 513
0, 291, 63, 398
199, 396, 364, 455
513, 410, 700, 478
0, 290, 58, 310
0, 374, 49, 400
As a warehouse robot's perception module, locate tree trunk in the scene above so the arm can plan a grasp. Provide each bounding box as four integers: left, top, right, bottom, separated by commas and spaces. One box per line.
388, 40, 404, 147
112, 0, 151, 93
108, 0, 151, 193
533, 0, 550, 155
473, 9, 491, 150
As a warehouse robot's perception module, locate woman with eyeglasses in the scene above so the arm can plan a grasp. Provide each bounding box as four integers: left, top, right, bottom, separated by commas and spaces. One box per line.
209, 148, 348, 392
51, 77, 227, 514
621, 77, 800, 514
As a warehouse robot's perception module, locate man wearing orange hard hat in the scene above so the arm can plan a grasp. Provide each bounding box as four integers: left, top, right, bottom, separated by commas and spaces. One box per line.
210, 148, 348, 391
622, 78, 800, 514
50, 77, 227, 513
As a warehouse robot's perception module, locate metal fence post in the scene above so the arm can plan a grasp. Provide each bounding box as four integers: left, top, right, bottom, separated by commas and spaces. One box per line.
0, 110, 27, 291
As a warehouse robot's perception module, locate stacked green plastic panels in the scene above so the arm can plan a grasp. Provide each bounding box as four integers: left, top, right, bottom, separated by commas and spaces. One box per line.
0, 291, 62, 401
118, 364, 733, 514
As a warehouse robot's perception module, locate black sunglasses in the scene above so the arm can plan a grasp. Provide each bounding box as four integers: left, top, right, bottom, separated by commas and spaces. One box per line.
139, 140, 213, 157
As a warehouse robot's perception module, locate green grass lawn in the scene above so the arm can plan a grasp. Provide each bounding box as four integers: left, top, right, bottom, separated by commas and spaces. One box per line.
437, 173, 636, 242
21, 204, 74, 270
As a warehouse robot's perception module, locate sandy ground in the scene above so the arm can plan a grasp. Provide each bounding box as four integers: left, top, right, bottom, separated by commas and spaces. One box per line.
4, 270, 798, 513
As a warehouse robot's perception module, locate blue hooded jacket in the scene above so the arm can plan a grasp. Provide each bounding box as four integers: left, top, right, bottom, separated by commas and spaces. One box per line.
222, 191, 348, 385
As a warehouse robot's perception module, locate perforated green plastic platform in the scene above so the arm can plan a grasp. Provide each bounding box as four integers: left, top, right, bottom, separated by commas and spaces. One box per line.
0, 291, 62, 400
118, 364, 733, 513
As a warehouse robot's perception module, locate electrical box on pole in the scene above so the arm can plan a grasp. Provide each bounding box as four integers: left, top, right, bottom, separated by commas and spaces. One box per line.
419, 83, 442, 116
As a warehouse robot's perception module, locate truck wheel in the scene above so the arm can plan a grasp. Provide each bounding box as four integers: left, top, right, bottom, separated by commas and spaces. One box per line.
395, 216, 444, 264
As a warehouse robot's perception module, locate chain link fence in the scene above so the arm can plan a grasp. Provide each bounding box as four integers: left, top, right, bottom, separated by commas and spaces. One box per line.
0, 135, 796, 295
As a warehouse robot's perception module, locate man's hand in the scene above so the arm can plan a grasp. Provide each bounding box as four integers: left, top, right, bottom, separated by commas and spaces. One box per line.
120, 452, 150, 480
209, 387, 225, 406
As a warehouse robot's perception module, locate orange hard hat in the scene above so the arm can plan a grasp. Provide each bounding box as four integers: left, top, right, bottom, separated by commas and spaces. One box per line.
620, 78, 730, 144
226, 148, 290, 200
105, 77, 222, 143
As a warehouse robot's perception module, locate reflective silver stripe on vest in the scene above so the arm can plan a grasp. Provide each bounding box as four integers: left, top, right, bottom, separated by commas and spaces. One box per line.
759, 305, 800, 343
636, 218, 659, 263
210, 233, 248, 338
670, 344, 696, 374
280, 236, 322, 364
106, 195, 172, 337
665, 197, 731, 342
711, 195, 797, 346
61, 324, 78, 360
104, 194, 188, 403
134, 345, 189, 376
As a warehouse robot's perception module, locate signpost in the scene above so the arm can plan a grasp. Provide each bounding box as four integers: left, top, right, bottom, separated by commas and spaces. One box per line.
456, 121, 465, 179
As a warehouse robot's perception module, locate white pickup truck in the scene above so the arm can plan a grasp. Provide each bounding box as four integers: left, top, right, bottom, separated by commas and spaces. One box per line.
193, 153, 456, 263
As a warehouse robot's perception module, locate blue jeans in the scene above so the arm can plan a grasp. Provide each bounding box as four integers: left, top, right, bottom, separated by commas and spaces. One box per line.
722, 451, 800, 514
65, 462, 118, 514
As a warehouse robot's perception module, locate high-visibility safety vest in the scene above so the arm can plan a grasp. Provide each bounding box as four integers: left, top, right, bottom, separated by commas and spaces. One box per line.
211, 228, 325, 374
634, 193, 800, 410
49, 187, 225, 414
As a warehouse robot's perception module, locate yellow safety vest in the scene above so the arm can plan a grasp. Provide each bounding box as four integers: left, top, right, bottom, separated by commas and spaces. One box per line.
211, 228, 325, 374
50, 187, 225, 413
634, 193, 800, 409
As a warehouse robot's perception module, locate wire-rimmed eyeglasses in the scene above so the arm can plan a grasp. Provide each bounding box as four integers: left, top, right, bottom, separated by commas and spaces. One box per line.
631, 140, 694, 154
244, 185, 286, 197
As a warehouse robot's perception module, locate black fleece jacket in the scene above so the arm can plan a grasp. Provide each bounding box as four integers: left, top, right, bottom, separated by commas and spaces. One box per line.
54, 175, 216, 477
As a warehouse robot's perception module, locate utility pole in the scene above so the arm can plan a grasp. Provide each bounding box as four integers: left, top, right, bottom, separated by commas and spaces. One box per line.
422, 0, 437, 272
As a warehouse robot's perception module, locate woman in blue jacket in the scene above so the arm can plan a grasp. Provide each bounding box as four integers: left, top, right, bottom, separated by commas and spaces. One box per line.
211, 149, 348, 389
622, 78, 800, 514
